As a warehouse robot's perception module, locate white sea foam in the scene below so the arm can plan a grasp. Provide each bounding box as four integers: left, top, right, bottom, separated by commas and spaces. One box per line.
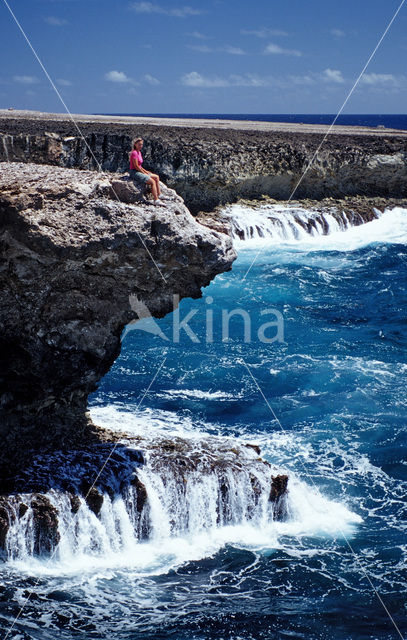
80, 406, 363, 570
7, 476, 361, 578
224, 204, 407, 251
4, 404, 362, 577
156, 388, 240, 401
89, 404, 203, 439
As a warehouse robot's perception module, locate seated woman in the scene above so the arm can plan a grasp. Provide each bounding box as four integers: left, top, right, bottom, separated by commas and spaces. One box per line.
129, 137, 161, 203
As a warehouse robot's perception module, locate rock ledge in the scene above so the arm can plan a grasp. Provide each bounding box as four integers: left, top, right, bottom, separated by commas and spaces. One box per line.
0, 162, 236, 469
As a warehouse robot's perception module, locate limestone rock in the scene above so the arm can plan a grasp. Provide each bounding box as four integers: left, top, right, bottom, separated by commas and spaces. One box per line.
31, 495, 60, 555
0, 162, 236, 469
1, 113, 407, 212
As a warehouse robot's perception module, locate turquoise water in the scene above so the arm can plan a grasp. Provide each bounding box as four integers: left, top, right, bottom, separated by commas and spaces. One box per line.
1, 205, 406, 639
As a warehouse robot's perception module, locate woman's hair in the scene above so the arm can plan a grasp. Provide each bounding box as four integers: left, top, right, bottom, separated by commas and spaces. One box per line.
129, 137, 143, 160
132, 137, 143, 149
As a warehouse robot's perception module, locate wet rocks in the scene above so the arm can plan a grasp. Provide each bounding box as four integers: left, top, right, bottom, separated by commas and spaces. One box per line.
31, 495, 60, 555
69, 494, 81, 514
0, 499, 10, 549
0, 433, 290, 559
270, 474, 289, 520
270, 474, 289, 501
83, 487, 104, 516
131, 476, 148, 513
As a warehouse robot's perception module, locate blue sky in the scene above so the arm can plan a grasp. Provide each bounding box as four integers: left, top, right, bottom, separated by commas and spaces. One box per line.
0, 0, 406, 114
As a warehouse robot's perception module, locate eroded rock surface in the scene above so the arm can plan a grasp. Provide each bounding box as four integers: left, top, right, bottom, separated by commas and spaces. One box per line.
0, 162, 235, 468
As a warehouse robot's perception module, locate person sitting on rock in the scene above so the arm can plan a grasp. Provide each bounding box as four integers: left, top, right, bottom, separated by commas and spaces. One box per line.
129, 137, 161, 203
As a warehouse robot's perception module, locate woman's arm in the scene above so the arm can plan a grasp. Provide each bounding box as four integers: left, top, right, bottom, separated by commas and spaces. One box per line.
134, 159, 150, 175
131, 152, 150, 174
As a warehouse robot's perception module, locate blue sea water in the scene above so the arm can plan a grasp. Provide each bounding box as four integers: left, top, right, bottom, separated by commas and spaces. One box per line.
1, 206, 407, 639
87, 207, 406, 639
100, 113, 407, 131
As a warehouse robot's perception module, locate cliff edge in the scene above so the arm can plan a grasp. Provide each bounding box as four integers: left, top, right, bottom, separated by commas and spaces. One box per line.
1, 110, 407, 213
0, 162, 236, 469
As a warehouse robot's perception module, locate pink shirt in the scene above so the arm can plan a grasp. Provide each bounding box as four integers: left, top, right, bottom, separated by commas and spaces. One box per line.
130, 150, 143, 170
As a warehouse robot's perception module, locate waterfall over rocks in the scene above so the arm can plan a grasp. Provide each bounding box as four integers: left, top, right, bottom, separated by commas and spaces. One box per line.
223, 203, 381, 243
0, 435, 288, 562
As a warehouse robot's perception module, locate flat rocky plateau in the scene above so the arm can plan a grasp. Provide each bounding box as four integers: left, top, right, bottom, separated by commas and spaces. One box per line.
2, 108, 407, 136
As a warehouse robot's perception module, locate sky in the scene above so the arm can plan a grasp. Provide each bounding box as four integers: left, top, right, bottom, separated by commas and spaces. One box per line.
0, 0, 406, 114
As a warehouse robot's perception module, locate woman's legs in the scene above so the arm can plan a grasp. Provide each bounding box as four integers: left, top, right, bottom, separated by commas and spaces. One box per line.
149, 173, 161, 196
147, 177, 158, 200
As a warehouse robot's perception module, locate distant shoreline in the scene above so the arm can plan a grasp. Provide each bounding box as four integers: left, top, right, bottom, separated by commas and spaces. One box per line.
101, 112, 407, 132
1, 108, 407, 137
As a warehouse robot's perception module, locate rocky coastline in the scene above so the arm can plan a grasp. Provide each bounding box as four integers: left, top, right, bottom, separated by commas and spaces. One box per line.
0, 161, 235, 473
1, 109, 407, 213
1, 109, 406, 557
2, 159, 285, 558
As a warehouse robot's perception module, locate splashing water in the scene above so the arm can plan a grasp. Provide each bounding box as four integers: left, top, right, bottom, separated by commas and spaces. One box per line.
224, 202, 407, 251
1, 203, 406, 640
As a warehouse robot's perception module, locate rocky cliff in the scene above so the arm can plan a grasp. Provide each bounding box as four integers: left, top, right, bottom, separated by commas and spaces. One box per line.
0, 161, 236, 473
1, 110, 407, 213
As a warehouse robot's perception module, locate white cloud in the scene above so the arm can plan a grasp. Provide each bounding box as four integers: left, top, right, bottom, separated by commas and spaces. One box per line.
44, 16, 68, 26
290, 69, 349, 86
291, 69, 345, 85
222, 45, 245, 55
289, 74, 316, 86
13, 75, 39, 84
241, 28, 289, 37
187, 44, 246, 55
181, 68, 399, 90
322, 68, 344, 83
105, 70, 133, 83
56, 78, 72, 86
180, 71, 272, 88
131, 2, 202, 17
330, 28, 346, 38
264, 43, 302, 57
143, 74, 160, 85
240, 75, 271, 87
360, 73, 399, 86
181, 71, 228, 87
186, 31, 209, 39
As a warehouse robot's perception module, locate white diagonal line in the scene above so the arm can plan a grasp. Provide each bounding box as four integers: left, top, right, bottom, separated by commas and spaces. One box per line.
2, 0, 168, 284
241, 0, 406, 282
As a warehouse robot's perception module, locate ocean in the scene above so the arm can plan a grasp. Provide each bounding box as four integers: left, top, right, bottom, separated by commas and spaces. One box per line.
1, 201, 406, 639
100, 113, 407, 131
